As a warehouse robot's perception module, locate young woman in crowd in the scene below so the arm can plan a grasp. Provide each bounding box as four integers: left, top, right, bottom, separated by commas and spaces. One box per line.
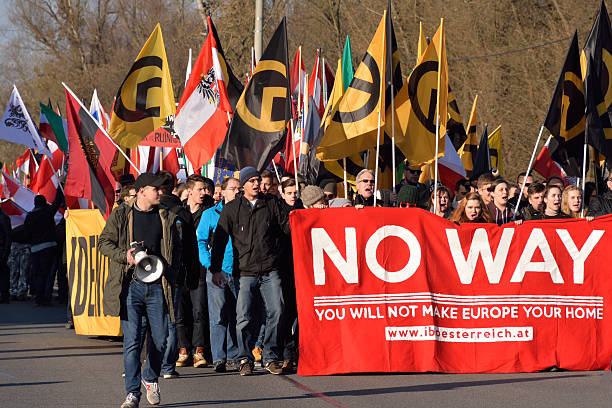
487, 179, 517, 225
561, 185, 594, 221
449, 192, 492, 223
531, 184, 572, 220
428, 185, 452, 218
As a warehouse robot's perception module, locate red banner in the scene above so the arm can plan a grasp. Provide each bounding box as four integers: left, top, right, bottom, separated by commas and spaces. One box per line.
139, 128, 181, 147
290, 208, 612, 375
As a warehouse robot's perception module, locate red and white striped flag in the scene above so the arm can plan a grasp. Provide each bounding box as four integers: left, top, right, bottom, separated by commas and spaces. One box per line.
174, 16, 232, 171
308, 49, 325, 118
533, 136, 570, 184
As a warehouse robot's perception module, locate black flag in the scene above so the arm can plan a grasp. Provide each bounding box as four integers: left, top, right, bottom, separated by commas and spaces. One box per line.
222, 18, 290, 171
471, 124, 491, 179
543, 31, 585, 177
583, 0, 612, 164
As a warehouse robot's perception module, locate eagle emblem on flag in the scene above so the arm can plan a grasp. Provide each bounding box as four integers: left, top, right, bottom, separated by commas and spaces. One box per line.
197, 68, 220, 106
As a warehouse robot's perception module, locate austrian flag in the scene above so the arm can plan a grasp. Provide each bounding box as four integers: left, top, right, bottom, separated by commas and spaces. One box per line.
174, 16, 233, 170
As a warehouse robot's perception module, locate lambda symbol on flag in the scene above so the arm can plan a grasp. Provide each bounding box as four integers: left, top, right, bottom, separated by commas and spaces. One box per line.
114, 55, 164, 123
562, 70, 586, 141
407, 60, 439, 134
236, 60, 288, 133
333, 53, 380, 124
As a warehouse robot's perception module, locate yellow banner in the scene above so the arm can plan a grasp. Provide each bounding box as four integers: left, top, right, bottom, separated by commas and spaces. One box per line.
66, 209, 121, 336
109, 24, 176, 149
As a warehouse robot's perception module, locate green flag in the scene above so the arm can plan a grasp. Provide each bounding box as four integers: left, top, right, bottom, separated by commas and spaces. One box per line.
39, 103, 68, 152
342, 35, 354, 92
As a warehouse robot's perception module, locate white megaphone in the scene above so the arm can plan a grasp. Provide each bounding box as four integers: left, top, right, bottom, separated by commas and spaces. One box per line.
131, 242, 164, 283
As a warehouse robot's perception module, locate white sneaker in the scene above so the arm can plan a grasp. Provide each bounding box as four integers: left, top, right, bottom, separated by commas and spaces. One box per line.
120, 393, 139, 408
141, 378, 160, 405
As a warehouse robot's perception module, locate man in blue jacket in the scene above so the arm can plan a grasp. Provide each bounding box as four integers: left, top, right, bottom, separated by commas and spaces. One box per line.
197, 177, 241, 372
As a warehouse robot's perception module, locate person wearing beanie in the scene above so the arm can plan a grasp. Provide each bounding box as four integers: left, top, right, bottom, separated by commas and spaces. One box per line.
301, 185, 327, 208
210, 166, 291, 376
321, 181, 337, 204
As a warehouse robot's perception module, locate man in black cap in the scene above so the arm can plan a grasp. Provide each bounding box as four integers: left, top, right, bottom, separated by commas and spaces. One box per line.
99, 172, 183, 408
210, 166, 290, 376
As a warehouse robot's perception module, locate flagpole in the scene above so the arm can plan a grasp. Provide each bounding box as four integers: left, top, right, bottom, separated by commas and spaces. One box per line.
297, 46, 302, 115
374, 10, 386, 208
514, 125, 544, 218
374, 111, 382, 207
271, 159, 281, 185
343, 157, 348, 199
433, 115, 440, 214
62, 83, 141, 175
391, 82, 396, 193
290, 119, 299, 193
581, 137, 588, 217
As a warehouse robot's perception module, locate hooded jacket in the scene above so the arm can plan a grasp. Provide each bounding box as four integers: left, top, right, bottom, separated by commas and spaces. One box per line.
487, 201, 517, 226
210, 192, 290, 277
98, 199, 182, 321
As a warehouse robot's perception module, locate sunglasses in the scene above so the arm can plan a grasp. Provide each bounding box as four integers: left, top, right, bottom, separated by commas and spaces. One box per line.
398, 203, 416, 208
360, 179, 375, 184
324, 193, 335, 199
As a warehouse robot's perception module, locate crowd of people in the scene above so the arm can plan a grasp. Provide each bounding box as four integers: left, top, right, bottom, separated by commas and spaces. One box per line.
1, 161, 612, 408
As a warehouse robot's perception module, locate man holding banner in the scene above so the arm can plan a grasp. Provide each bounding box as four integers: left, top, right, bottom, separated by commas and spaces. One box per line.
98, 173, 183, 408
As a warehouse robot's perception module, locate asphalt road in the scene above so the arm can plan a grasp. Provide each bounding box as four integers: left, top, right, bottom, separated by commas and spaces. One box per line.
1, 300, 612, 408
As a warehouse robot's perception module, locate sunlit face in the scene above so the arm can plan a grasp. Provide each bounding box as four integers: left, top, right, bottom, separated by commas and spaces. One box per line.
357, 172, 375, 199
544, 187, 562, 213
465, 198, 482, 221
213, 185, 223, 203
243, 176, 261, 197
529, 192, 543, 211
567, 190, 582, 213
478, 183, 492, 204
138, 186, 161, 206
223, 179, 241, 203
493, 183, 509, 207
261, 177, 272, 194
188, 181, 206, 205
281, 185, 297, 206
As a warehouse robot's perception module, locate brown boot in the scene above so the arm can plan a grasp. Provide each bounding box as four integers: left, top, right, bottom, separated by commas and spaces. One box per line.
176, 348, 191, 367
193, 347, 208, 367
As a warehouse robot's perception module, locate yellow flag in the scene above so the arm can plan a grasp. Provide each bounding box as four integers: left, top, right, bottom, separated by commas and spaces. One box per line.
316, 12, 386, 161
387, 19, 447, 166
458, 94, 479, 175
417, 22, 427, 60
321, 57, 393, 190
109, 24, 176, 148
488, 125, 503, 176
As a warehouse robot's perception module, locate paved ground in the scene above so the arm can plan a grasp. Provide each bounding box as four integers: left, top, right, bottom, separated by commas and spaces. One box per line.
2, 300, 612, 408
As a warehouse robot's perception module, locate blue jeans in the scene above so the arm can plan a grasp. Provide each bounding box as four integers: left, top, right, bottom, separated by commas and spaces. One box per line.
236, 270, 285, 363
206, 272, 238, 363
160, 285, 182, 375
121, 281, 168, 399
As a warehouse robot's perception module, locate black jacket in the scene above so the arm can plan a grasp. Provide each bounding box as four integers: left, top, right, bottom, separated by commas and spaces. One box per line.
520, 204, 541, 221
160, 194, 199, 289
210, 193, 290, 277
24, 189, 64, 245
587, 190, 612, 218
